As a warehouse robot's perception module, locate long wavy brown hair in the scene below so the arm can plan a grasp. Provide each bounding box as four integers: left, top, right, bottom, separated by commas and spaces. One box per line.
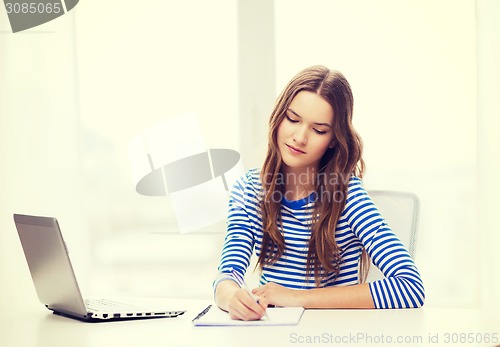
258, 65, 369, 286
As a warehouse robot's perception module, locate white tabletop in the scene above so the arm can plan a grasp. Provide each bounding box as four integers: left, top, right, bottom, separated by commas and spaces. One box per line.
2, 298, 499, 347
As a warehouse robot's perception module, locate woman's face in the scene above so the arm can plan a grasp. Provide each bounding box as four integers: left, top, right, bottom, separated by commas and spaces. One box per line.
277, 91, 335, 174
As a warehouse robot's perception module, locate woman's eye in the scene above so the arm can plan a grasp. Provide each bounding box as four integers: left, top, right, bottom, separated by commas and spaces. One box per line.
313, 129, 327, 135
286, 115, 299, 123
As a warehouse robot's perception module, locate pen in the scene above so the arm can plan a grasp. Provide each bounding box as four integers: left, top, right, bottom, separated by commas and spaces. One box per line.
230, 269, 269, 319
192, 305, 212, 322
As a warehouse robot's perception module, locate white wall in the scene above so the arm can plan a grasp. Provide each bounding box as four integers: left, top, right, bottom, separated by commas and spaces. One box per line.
73, 0, 239, 299
1, 0, 498, 312
476, 0, 500, 310
0, 12, 88, 309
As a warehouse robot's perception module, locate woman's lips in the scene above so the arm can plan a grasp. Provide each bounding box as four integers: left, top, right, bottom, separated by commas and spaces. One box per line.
286, 144, 306, 154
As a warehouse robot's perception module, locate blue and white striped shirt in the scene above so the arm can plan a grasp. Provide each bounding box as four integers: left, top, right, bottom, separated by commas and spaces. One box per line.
214, 169, 425, 309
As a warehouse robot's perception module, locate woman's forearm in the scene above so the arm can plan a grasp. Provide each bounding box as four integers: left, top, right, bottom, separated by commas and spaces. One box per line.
297, 283, 375, 309
215, 280, 240, 311
252, 282, 375, 309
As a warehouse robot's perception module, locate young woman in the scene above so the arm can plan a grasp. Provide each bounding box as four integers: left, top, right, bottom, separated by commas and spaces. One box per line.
213, 65, 425, 320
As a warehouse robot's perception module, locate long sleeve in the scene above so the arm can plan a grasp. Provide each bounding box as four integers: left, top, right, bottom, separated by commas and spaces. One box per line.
343, 179, 425, 308
213, 171, 257, 291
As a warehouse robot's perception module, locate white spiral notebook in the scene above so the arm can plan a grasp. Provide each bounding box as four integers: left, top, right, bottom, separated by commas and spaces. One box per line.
192, 305, 305, 326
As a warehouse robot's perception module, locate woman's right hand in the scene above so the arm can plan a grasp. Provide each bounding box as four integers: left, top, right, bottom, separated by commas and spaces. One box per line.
215, 280, 268, 321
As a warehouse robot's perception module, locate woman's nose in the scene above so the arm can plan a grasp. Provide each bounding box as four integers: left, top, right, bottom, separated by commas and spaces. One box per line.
293, 127, 307, 145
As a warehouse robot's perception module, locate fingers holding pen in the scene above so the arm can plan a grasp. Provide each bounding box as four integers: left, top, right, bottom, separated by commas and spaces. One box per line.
227, 288, 267, 321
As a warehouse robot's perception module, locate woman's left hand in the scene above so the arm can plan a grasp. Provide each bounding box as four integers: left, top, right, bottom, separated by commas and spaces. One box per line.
252, 282, 301, 307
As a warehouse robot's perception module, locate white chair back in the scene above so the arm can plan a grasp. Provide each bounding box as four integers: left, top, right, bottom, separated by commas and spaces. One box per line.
365, 190, 420, 282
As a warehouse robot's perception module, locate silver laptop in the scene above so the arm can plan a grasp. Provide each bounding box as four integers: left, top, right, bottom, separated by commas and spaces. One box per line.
13, 214, 186, 322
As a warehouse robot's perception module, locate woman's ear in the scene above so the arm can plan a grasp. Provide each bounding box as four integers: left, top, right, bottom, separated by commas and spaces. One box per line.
328, 139, 336, 148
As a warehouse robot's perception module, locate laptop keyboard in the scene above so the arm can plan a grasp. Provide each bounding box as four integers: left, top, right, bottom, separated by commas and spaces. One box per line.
84, 299, 141, 312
